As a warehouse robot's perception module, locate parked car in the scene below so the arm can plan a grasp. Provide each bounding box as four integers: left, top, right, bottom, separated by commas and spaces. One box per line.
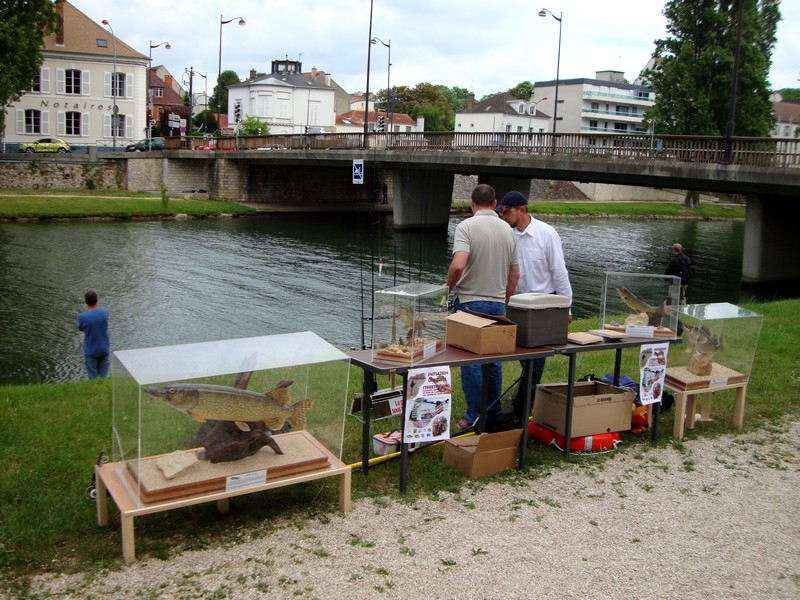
18, 138, 70, 154
125, 137, 165, 152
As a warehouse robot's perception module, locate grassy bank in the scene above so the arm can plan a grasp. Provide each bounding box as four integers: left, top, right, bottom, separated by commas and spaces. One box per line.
0, 190, 745, 220
1, 299, 797, 587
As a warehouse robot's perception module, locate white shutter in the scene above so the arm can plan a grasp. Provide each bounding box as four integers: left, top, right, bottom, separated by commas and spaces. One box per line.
104, 72, 111, 98
125, 73, 133, 98
41, 68, 50, 93
103, 114, 111, 138
81, 71, 90, 95
16, 109, 24, 134
81, 112, 90, 137
41, 111, 50, 134
56, 68, 65, 94
125, 115, 133, 139
57, 111, 65, 136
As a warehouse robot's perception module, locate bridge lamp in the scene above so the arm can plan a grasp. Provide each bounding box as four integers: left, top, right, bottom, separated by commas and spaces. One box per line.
148, 40, 171, 150
217, 15, 246, 134
539, 8, 562, 137
102, 19, 117, 151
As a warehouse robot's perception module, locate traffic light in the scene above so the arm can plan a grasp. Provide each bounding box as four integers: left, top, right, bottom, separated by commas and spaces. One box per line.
234, 101, 242, 123
376, 115, 385, 132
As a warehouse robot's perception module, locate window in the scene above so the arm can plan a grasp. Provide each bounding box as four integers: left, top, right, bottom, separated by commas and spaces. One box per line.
517, 125, 523, 132
518, 106, 524, 114
591, 102, 599, 112
25, 110, 42, 133
111, 113, 125, 137
65, 69, 81, 94
154, 87, 164, 98
112, 72, 125, 98
614, 123, 628, 132
784, 126, 791, 137
96, 38, 108, 48
589, 120, 598, 130
616, 105, 629, 115
66, 112, 81, 135
505, 124, 511, 132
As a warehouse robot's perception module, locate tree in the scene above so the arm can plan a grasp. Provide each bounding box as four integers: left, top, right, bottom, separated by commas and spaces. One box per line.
439, 86, 470, 120
644, 0, 780, 137
777, 88, 800, 100
0, 0, 61, 141
374, 82, 454, 131
210, 70, 241, 114
158, 105, 189, 137
192, 110, 218, 134
237, 115, 269, 136
507, 81, 535, 100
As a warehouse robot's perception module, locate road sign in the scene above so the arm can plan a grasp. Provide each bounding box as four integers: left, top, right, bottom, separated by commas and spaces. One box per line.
168, 113, 180, 126
352, 159, 364, 185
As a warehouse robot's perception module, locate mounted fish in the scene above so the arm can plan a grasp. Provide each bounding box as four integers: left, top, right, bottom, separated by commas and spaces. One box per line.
681, 322, 724, 376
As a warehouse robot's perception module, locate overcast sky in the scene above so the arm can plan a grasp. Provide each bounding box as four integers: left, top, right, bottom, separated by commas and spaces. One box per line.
70, 0, 799, 99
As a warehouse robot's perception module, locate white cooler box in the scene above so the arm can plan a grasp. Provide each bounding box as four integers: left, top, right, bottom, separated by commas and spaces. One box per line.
506, 293, 570, 347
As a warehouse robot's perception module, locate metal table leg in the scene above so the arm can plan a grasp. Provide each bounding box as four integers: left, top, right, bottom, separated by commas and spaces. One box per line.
361, 371, 377, 475
563, 353, 577, 457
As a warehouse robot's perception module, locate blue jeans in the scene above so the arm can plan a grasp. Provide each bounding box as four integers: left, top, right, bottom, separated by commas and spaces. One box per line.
85, 354, 109, 379
454, 298, 505, 424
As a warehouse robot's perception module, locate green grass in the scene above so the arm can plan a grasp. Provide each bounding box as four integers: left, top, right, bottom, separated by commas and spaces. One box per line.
452, 199, 746, 219
0, 299, 797, 588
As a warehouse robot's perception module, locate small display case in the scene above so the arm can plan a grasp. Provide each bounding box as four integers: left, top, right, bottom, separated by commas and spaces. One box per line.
371, 283, 448, 364
110, 332, 351, 504
666, 302, 763, 390
599, 272, 681, 338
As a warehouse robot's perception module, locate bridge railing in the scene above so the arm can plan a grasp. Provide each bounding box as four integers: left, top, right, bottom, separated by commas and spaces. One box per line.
166, 132, 800, 168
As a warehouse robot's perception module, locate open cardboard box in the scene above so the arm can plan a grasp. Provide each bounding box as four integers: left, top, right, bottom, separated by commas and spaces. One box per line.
446, 311, 517, 355
443, 429, 522, 478
533, 381, 634, 438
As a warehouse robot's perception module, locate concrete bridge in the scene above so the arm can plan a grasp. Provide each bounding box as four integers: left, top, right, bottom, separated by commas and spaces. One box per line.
141, 131, 800, 288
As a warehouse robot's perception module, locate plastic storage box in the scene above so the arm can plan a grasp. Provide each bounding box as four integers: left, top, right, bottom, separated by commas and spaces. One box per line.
600, 271, 681, 339
371, 283, 448, 365
506, 292, 570, 347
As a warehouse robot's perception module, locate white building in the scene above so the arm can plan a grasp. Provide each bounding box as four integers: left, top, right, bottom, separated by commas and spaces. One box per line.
227, 59, 336, 134
771, 96, 800, 139
3, 1, 149, 149
455, 92, 551, 134
533, 70, 655, 134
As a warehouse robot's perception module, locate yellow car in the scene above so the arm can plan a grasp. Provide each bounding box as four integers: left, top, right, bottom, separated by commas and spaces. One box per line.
18, 138, 71, 154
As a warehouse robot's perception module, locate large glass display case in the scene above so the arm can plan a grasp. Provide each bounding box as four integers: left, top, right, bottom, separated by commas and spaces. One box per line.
371, 282, 448, 365
666, 302, 763, 389
599, 272, 681, 339
111, 332, 350, 503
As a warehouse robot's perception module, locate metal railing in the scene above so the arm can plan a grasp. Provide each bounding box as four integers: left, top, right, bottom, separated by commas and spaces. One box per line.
163, 132, 800, 168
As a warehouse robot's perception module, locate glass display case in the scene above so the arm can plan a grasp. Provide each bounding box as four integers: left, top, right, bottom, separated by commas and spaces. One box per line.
599, 272, 681, 339
666, 302, 763, 389
111, 332, 350, 503
371, 282, 448, 365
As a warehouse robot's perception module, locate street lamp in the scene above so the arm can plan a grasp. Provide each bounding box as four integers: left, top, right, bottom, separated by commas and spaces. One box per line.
363, 0, 375, 143
371, 37, 391, 133
148, 40, 171, 150
101, 19, 117, 151
528, 96, 547, 132
539, 8, 562, 141
217, 15, 246, 135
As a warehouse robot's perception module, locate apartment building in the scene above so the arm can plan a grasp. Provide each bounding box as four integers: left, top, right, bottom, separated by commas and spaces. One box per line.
3, 1, 148, 149
532, 70, 655, 134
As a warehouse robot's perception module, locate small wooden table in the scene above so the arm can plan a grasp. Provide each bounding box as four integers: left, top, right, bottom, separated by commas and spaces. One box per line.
95, 430, 351, 563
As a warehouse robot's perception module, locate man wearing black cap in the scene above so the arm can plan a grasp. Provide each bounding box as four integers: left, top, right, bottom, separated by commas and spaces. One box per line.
447, 184, 519, 431
497, 190, 573, 418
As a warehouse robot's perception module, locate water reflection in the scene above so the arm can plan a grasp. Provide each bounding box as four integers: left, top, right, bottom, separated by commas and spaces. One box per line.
0, 215, 746, 385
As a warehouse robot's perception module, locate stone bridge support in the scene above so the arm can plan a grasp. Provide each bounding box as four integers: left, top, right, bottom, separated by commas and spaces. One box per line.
478, 174, 533, 202
209, 158, 248, 201
392, 169, 453, 230
742, 194, 800, 287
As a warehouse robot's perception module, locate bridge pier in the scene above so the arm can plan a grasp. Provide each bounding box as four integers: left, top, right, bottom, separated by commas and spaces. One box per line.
478, 175, 533, 201
742, 194, 800, 287
392, 169, 453, 230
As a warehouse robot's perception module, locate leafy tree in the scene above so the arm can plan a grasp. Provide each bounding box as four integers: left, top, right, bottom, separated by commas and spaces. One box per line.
192, 110, 218, 134
158, 105, 189, 137
777, 88, 800, 100
644, 0, 780, 137
210, 69, 241, 114
0, 0, 61, 141
439, 85, 470, 119
507, 81, 535, 100
237, 115, 269, 136
374, 82, 454, 131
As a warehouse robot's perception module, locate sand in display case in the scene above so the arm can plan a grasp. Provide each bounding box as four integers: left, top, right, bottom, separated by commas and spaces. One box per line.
110, 332, 351, 503
666, 302, 763, 390
371, 283, 448, 364
599, 272, 681, 339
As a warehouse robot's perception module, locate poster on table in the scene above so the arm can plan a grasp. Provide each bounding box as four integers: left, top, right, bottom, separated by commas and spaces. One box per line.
639, 342, 670, 405
402, 366, 452, 443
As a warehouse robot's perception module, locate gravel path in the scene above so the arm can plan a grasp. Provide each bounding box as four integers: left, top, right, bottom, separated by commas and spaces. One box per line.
26, 419, 800, 599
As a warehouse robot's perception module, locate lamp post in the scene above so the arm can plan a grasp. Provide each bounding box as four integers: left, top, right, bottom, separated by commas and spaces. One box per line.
539, 8, 562, 144
363, 0, 375, 145
217, 15, 246, 135
101, 19, 117, 151
184, 69, 207, 146
371, 37, 391, 133
148, 40, 171, 150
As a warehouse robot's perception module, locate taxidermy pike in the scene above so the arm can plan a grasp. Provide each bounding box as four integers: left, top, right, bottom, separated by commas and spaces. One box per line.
682, 323, 724, 354
145, 380, 313, 432
616, 286, 670, 325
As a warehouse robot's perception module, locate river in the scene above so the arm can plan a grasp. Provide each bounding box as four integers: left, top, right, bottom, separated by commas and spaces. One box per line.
0, 214, 746, 385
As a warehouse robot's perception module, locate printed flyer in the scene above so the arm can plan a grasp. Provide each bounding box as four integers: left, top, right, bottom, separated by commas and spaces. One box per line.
402, 366, 452, 443
639, 342, 670, 405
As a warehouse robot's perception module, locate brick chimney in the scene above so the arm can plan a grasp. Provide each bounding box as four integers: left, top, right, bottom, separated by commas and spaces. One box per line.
467, 92, 475, 110
249, 68, 257, 80
165, 74, 173, 90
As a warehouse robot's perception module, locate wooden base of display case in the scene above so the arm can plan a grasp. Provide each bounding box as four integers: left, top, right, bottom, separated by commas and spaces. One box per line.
95, 430, 351, 564
374, 341, 445, 364
665, 366, 747, 439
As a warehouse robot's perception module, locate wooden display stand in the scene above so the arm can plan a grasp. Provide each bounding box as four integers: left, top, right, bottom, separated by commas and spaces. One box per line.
95, 430, 351, 563
665, 364, 748, 439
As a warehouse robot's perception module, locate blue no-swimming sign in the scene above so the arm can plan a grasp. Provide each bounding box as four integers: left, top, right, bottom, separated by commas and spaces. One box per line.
352, 159, 364, 185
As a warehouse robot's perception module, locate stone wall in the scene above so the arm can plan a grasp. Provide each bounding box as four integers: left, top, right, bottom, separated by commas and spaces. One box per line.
0, 156, 125, 190
126, 156, 164, 193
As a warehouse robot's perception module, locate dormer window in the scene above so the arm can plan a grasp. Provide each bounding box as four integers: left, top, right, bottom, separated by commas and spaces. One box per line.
518, 105, 524, 114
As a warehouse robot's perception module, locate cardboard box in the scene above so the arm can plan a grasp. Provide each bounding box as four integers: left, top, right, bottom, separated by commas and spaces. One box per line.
442, 429, 522, 478
506, 293, 570, 347
533, 381, 634, 437
446, 311, 517, 355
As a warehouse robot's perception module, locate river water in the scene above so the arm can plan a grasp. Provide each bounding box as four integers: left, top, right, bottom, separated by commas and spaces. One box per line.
0, 214, 746, 385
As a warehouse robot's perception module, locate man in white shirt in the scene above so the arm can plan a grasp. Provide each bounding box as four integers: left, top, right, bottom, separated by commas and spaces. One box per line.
497, 190, 573, 418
